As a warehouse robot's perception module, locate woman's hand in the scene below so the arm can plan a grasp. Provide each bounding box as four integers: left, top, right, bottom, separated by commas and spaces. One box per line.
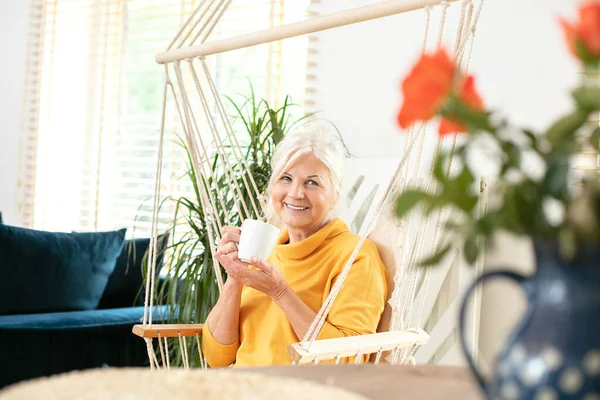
214, 253, 289, 300
217, 226, 241, 259
216, 226, 244, 286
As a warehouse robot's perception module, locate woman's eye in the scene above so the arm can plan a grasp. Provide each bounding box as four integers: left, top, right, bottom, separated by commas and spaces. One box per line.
307, 180, 319, 186
280, 176, 291, 182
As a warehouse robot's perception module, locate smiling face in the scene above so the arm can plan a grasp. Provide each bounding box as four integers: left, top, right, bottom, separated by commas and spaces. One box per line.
270, 154, 336, 242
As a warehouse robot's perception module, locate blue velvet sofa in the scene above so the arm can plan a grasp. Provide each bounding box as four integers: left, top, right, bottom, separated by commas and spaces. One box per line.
0, 213, 170, 388
0, 306, 168, 388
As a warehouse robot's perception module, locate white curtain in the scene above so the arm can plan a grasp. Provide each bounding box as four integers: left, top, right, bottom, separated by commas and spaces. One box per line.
18, 0, 314, 235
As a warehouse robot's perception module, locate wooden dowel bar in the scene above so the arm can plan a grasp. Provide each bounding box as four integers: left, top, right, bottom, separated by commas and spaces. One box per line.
156, 0, 454, 63
287, 328, 429, 364
132, 324, 204, 338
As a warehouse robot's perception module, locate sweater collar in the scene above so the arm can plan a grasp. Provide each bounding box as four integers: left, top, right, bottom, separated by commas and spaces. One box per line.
274, 218, 349, 261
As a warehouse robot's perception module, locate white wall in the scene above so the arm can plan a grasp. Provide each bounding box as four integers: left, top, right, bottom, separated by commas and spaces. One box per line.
0, 2, 29, 225
312, 0, 580, 157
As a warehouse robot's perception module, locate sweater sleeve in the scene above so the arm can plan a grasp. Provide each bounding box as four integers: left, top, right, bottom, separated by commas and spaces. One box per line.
316, 241, 389, 360
201, 319, 240, 368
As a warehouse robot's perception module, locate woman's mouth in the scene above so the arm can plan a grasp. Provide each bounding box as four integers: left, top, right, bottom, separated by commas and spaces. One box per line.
284, 202, 309, 211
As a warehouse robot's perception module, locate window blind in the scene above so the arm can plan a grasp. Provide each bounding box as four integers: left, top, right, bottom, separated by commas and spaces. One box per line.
573, 71, 600, 181
18, 0, 315, 236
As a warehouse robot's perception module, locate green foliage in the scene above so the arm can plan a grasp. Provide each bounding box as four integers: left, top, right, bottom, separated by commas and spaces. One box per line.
147, 86, 311, 367
395, 155, 477, 224
395, 191, 430, 220
395, 74, 600, 266
545, 110, 589, 148
441, 95, 496, 133
591, 126, 600, 152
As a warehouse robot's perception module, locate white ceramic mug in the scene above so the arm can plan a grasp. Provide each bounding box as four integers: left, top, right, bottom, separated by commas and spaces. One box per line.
237, 219, 281, 263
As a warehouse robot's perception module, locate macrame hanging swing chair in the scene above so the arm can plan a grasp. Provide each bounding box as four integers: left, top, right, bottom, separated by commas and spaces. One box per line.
132, 0, 487, 369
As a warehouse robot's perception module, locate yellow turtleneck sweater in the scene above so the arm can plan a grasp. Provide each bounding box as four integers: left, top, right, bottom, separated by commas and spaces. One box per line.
202, 218, 389, 367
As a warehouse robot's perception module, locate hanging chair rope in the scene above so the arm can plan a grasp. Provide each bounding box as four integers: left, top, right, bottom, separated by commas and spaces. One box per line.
157, 332, 168, 369
167, 0, 216, 51
145, 338, 160, 370
178, 332, 190, 370
189, 60, 257, 219
192, 0, 235, 46
199, 58, 265, 217
195, 333, 207, 370
164, 336, 171, 369
143, 66, 170, 326
174, 61, 232, 229
170, 64, 225, 291
393, 0, 485, 336
391, 1, 452, 334
414, 0, 485, 333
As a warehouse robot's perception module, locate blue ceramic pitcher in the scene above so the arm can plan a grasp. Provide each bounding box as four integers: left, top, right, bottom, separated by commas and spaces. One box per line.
459, 240, 600, 399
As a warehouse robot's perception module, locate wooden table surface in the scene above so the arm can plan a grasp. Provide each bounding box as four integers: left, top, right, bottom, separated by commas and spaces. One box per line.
239, 364, 482, 400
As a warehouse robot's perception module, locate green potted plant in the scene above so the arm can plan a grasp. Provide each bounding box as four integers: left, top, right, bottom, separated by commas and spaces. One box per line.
394, 2, 600, 398
151, 87, 312, 367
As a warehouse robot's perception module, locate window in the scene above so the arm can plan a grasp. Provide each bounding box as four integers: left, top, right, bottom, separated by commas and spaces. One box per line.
18, 0, 314, 236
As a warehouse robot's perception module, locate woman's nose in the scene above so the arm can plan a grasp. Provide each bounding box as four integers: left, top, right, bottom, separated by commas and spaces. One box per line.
288, 182, 305, 199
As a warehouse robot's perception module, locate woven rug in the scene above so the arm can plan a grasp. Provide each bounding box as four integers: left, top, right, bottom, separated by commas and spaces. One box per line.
0, 368, 369, 400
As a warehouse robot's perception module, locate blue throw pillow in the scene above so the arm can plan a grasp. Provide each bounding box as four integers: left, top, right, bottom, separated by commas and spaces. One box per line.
98, 233, 169, 309
0, 225, 126, 315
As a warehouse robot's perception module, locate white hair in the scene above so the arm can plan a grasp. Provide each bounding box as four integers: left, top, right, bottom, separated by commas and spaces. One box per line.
265, 123, 347, 224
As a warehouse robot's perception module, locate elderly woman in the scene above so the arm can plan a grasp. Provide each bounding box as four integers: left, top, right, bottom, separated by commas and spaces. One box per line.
202, 127, 389, 367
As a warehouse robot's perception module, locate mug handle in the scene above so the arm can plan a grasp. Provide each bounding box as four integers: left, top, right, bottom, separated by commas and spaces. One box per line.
458, 269, 528, 390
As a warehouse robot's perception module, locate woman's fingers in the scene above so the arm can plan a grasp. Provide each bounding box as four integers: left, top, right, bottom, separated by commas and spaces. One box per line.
215, 252, 280, 293
218, 241, 238, 255
245, 257, 287, 299
219, 232, 240, 244
217, 253, 256, 277
220, 230, 241, 242
215, 253, 239, 278
217, 229, 241, 252
249, 257, 272, 274
225, 250, 238, 260
215, 252, 245, 272
221, 225, 241, 234
220, 226, 242, 242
